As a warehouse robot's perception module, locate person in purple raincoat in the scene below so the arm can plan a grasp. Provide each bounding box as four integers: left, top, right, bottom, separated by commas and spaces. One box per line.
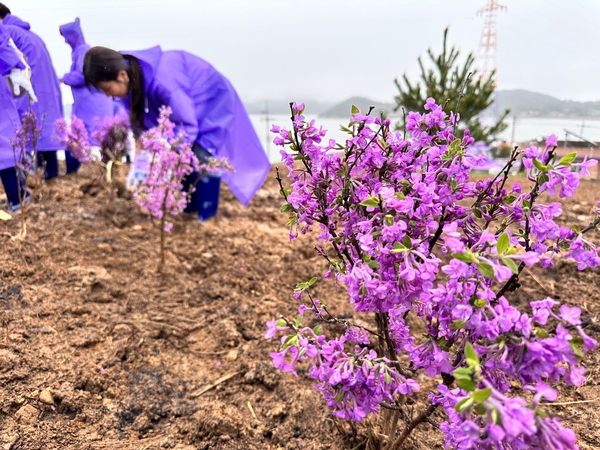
0, 5, 35, 211
83, 46, 270, 221
59, 18, 114, 174
0, 4, 63, 180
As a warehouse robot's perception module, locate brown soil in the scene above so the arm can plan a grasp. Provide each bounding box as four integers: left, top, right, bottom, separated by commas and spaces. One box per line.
0, 166, 599, 450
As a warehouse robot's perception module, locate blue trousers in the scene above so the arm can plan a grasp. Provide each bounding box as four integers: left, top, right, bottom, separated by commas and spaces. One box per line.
182, 144, 221, 221
0, 167, 27, 210
36, 151, 59, 179
65, 151, 80, 174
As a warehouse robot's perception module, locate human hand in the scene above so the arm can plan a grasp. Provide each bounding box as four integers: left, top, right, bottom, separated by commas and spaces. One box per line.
8, 68, 38, 103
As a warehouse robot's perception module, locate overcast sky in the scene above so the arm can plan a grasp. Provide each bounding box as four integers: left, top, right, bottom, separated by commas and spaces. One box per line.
7, 0, 600, 106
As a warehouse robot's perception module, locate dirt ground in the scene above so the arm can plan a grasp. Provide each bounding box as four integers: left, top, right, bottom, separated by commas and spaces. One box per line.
0, 165, 599, 450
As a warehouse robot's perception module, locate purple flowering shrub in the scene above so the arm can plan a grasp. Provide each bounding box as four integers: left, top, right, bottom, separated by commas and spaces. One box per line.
12, 110, 41, 177
266, 100, 600, 449
134, 106, 232, 267
93, 113, 130, 183
54, 117, 93, 164
10, 110, 42, 237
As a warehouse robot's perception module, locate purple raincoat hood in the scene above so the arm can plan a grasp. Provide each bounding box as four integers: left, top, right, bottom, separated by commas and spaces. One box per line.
120, 46, 161, 88
2, 14, 31, 31
59, 18, 85, 49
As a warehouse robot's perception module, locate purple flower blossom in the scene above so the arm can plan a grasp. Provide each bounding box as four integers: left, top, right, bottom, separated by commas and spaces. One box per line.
546, 134, 558, 148
54, 117, 93, 163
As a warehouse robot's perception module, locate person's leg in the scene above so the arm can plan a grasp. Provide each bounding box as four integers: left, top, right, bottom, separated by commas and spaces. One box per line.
41, 151, 59, 179
196, 173, 221, 222
0, 167, 29, 212
65, 151, 81, 174
191, 143, 221, 222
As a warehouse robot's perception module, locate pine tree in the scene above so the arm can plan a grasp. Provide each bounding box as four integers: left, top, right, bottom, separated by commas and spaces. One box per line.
394, 27, 509, 144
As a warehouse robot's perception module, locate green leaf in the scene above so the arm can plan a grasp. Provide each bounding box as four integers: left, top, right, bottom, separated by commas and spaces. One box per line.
455, 378, 477, 392
464, 342, 480, 367
472, 388, 492, 403
307, 277, 317, 286
295, 282, 308, 289
502, 195, 516, 205
496, 232, 510, 254
294, 316, 303, 328
491, 406, 501, 424
351, 104, 360, 115
282, 334, 299, 349
391, 242, 409, 253
569, 340, 584, 359
453, 367, 473, 380
452, 252, 477, 263
276, 319, 287, 328
477, 261, 495, 279
533, 328, 549, 338
360, 197, 379, 208
280, 203, 293, 213
449, 138, 461, 152
473, 298, 487, 308
450, 320, 466, 330
367, 260, 380, 269
474, 403, 487, 415
532, 158, 546, 171
455, 397, 474, 413
558, 152, 577, 166
313, 325, 323, 336
384, 371, 392, 385
402, 235, 412, 248
334, 391, 345, 403
473, 209, 482, 219
500, 257, 519, 275
385, 214, 394, 226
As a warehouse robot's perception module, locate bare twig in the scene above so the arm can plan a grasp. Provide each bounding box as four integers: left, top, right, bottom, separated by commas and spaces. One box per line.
189, 371, 241, 398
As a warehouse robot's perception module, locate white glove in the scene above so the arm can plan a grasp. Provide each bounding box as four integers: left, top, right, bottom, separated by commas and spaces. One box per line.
9, 68, 38, 103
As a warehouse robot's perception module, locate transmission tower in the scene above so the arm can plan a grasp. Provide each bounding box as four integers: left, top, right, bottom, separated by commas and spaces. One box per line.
477, 0, 506, 86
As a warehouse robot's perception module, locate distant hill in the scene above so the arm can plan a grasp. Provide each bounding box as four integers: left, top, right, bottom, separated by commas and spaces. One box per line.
319, 96, 396, 118
302, 91, 600, 119
495, 90, 600, 118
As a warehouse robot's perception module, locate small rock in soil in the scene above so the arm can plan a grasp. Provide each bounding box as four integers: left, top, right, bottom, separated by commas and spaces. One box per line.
15, 404, 39, 424
39, 389, 54, 405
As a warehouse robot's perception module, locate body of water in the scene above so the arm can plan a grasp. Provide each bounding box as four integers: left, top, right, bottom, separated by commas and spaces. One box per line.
248, 114, 600, 164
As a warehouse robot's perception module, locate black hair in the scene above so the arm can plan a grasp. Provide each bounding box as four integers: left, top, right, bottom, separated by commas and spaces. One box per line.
83, 46, 146, 136
0, 3, 11, 18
